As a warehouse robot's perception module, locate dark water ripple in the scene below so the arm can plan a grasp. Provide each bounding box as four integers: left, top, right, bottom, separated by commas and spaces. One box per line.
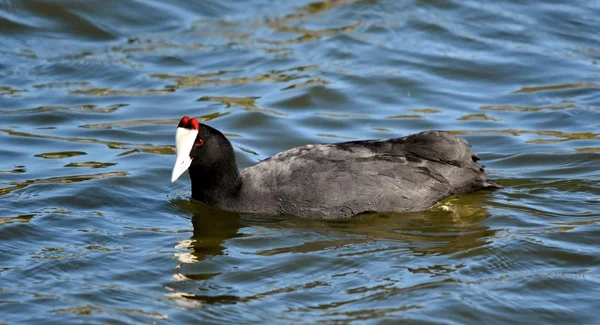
1, 0, 600, 324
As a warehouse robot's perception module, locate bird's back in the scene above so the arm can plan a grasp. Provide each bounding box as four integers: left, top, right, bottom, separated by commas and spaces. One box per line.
232, 131, 499, 219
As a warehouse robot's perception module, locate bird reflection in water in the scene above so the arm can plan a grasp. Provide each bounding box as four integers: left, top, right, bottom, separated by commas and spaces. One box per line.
167, 192, 496, 306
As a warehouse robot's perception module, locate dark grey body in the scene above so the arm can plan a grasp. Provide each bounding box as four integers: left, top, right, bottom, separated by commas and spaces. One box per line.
207, 131, 499, 219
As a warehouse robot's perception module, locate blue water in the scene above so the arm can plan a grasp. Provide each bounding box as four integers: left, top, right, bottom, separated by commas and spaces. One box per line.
1, 1, 599, 324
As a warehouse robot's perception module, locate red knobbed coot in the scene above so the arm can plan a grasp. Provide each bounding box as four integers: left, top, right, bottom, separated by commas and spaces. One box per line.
171, 116, 500, 219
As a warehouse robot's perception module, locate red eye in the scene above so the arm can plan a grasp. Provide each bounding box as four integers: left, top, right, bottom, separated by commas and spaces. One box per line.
195, 139, 204, 147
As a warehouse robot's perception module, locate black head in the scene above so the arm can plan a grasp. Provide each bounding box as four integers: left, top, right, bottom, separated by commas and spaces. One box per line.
171, 117, 240, 203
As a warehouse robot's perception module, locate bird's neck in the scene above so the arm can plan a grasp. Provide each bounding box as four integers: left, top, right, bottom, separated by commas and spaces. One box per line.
189, 163, 242, 206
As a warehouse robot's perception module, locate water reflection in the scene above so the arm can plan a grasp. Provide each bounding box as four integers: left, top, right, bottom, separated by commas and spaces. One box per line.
198, 96, 287, 116
0, 128, 175, 154
512, 82, 597, 93
179, 193, 496, 260
0, 171, 128, 196
0, 104, 126, 114
151, 65, 319, 90
170, 194, 496, 307
186, 205, 244, 263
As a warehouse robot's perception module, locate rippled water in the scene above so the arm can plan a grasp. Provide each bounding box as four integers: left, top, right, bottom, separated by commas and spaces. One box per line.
1, 1, 599, 324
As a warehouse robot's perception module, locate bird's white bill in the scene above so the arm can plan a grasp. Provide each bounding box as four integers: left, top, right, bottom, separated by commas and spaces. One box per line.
171, 127, 198, 182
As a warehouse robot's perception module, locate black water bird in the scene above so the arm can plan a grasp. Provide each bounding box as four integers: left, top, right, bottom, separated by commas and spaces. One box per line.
171, 116, 500, 219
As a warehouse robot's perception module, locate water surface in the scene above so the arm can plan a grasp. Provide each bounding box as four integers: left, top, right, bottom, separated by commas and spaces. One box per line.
1, 1, 599, 324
